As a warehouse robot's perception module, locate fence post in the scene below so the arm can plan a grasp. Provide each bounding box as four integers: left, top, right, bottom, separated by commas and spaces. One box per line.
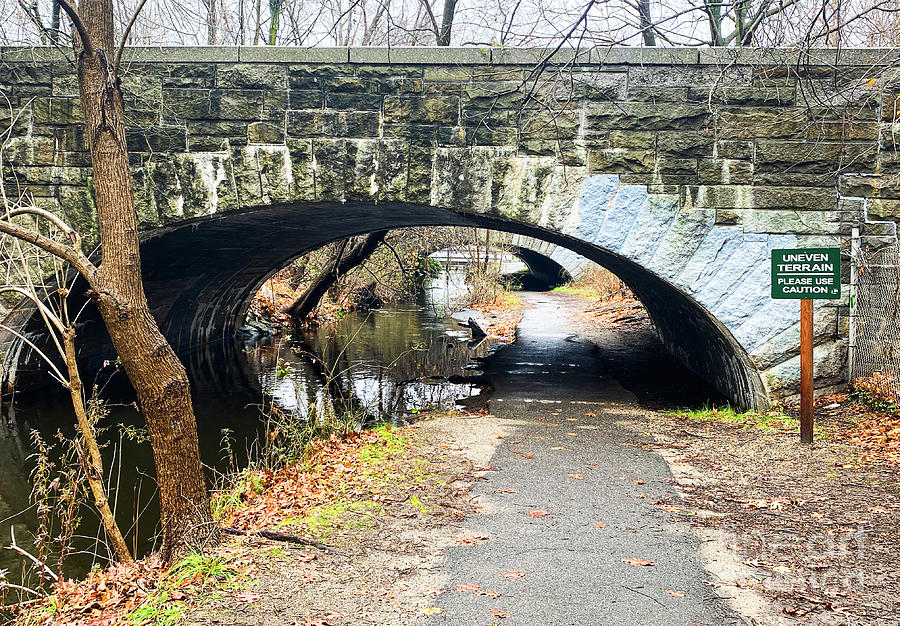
849, 223, 860, 384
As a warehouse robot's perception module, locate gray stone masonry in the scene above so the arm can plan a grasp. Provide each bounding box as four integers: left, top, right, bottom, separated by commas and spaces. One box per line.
2, 46, 899, 409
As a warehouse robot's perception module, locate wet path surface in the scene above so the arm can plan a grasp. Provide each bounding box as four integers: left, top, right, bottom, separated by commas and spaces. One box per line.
433, 293, 739, 625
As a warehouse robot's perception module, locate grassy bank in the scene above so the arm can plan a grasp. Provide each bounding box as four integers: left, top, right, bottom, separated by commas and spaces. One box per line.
10, 413, 480, 625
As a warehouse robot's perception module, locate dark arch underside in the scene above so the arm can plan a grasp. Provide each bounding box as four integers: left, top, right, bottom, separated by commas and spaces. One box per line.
12, 201, 768, 409
506, 247, 571, 287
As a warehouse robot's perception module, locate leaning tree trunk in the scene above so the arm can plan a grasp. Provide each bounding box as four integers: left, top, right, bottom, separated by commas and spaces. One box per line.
284, 231, 387, 322
74, 0, 211, 559
63, 326, 133, 563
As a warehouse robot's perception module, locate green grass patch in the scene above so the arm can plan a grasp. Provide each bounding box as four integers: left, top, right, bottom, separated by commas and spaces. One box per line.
551, 284, 603, 300
408, 494, 427, 515
286, 500, 382, 537
669, 406, 800, 432
357, 426, 440, 489
124, 552, 242, 626
211, 470, 266, 521
268, 546, 288, 559
359, 425, 409, 465
126, 590, 188, 626
165, 552, 240, 591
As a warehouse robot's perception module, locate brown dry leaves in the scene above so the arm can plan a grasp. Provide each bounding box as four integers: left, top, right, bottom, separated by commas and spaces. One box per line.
224, 428, 405, 531
456, 534, 490, 546
475, 293, 525, 342
13, 550, 251, 626
577, 292, 646, 328
842, 394, 900, 464
15, 559, 170, 625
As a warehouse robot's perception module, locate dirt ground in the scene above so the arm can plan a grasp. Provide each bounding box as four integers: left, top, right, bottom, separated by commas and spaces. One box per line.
185, 415, 513, 626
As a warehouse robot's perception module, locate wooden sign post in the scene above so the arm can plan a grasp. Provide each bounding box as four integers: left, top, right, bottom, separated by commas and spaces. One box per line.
799, 298, 814, 443
771, 248, 842, 444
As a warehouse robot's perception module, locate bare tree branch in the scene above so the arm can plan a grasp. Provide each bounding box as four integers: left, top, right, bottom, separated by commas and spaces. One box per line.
55, 0, 94, 55
0, 219, 96, 284
115, 0, 151, 72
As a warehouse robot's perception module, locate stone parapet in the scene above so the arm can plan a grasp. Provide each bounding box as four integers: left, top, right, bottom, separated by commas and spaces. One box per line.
4, 45, 900, 66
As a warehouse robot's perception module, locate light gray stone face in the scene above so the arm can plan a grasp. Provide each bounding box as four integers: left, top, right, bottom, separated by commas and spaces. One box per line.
571, 175, 621, 244
677, 225, 746, 293
647, 209, 718, 281
704, 235, 792, 325
3, 46, 899, 409
617, 194, 679, 263
763, 339, 849, 396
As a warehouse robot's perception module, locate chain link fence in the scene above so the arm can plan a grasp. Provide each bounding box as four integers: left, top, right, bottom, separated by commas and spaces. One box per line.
851, 240, 900, 406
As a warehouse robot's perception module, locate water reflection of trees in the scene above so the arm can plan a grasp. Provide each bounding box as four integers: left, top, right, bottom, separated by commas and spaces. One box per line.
243, 305, 492, 423
0, 410, 36, 593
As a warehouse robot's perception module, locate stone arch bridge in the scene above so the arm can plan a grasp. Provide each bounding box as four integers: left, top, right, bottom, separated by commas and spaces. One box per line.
2, 45, 900, 409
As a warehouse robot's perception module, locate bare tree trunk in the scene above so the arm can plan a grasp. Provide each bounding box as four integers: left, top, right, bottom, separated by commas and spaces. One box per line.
437, 0, 458, 45
72, 0, 212, 560
268, 0, 283, 44
254, 0, 263, 45
63, 326, 132, 563
638, 0, 656, 46
362, 0, 390, 45
284, 231, 387, 321
238, 0, 245, 44
203, 0, 218, 44
704, 0, 725, 45
735, 0, 749, 45
50, 1, 61, 43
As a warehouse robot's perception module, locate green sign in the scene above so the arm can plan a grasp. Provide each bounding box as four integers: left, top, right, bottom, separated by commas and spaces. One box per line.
771, 248, 841, 299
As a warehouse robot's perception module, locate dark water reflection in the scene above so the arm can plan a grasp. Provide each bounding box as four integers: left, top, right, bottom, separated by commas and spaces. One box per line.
0, 280, 498, 587
250, 306, 493, 421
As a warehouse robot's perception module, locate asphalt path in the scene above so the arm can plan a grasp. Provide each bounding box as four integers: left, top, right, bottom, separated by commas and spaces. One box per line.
433, 292, 741, 626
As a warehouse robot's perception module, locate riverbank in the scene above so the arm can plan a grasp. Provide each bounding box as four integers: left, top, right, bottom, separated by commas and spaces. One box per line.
6, 415, 498, 625
468, 292, 524, 343
188, 416, 506, 625
5, 293, 524, 625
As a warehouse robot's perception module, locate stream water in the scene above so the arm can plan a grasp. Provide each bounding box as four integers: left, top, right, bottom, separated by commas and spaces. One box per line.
0, 269, 505, 586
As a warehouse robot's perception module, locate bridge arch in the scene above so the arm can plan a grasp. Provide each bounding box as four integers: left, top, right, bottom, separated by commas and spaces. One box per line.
135, 194, 770, 409
6, 47, 889, 405
486, 233, 572, 287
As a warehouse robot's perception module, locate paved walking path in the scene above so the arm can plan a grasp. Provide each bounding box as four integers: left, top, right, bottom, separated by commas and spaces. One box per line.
432, 293, 740, 625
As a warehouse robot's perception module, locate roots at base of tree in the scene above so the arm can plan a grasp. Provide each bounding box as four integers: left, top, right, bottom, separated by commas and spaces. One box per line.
221, 526, 346, 556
